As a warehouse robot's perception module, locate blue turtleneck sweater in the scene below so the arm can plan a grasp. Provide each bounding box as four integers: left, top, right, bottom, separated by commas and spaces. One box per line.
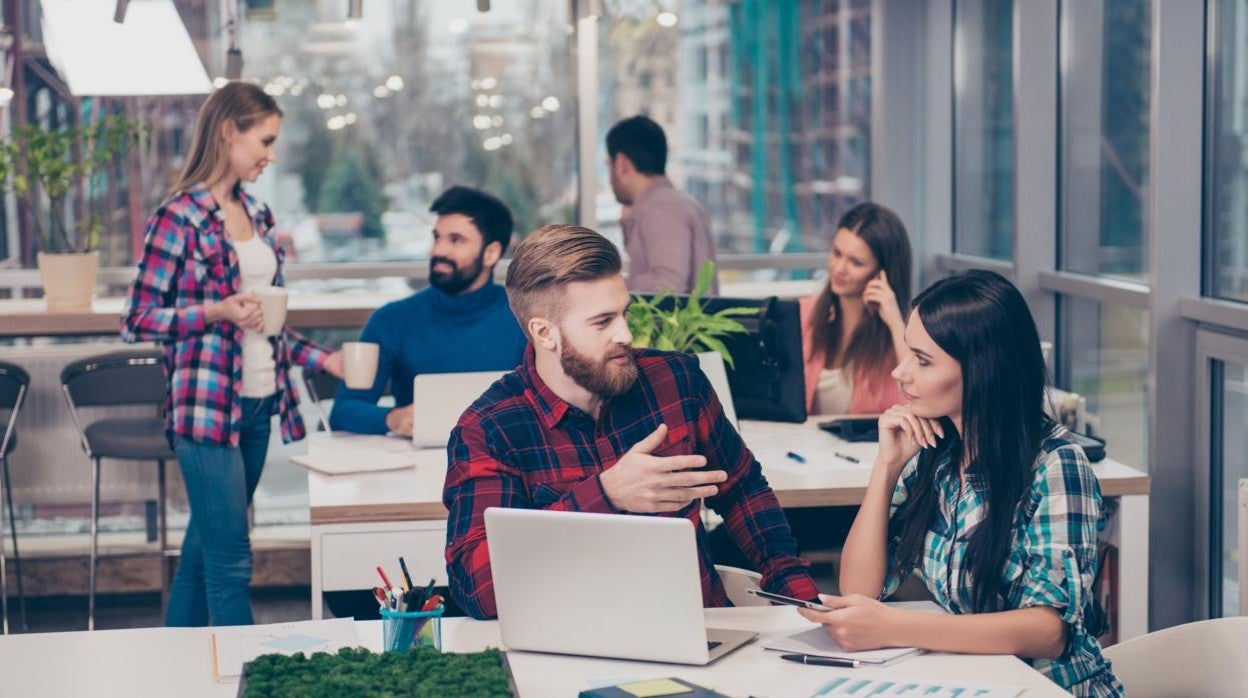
328, 281, 527, 434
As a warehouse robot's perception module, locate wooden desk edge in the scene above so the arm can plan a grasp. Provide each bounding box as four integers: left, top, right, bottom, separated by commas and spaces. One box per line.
310, 502, 449, 526
775, 473, 1149, 509
0, 307, 378, 337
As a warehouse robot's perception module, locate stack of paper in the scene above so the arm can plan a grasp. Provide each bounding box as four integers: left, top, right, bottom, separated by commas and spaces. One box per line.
764, 625, 922, 665
291, 434, 422, 475
210, 618, 363, 683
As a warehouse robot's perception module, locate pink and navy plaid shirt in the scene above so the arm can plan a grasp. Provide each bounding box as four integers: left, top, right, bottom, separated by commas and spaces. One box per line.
121, 186, 329, 447
444, 346, 818, 619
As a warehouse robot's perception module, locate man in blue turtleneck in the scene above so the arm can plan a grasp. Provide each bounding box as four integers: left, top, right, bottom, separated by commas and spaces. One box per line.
329, 186, 527, 435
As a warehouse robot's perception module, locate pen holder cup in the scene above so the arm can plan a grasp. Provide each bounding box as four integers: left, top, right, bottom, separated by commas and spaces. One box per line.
380, 604, 444, 653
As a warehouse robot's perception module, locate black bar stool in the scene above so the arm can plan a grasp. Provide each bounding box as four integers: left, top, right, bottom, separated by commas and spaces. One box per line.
61, 349, 175, 631
0, 361, 29, 634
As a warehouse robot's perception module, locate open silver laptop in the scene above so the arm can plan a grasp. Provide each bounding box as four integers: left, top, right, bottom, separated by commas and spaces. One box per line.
483, 508, 757, 665
411, 371, 507, 448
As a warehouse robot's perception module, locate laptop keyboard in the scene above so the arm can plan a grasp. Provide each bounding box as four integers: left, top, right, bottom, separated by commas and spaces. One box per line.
707, 641, 722, 651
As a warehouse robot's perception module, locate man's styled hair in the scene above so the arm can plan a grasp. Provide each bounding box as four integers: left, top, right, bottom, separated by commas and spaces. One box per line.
605, 115, 667, 176
429, 185, 515, 254
505, 225, 623, 336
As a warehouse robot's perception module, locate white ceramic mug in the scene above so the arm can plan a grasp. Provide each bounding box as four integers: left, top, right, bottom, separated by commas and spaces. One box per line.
342, 341, 381, 389
255, 286, 289, 337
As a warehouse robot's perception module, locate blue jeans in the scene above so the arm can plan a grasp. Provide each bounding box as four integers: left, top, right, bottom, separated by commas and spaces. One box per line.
166, 395, 274, 627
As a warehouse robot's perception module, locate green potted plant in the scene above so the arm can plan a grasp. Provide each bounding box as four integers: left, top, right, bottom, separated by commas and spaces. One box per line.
626, 260, 758, 370
6, 115, 143, 311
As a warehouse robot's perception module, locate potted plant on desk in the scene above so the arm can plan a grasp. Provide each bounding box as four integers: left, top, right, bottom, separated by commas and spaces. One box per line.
626, 259, 758, 375
4, 115, 143, 311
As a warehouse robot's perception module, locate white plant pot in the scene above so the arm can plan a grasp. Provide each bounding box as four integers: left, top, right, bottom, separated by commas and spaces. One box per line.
37, 250, 100, 312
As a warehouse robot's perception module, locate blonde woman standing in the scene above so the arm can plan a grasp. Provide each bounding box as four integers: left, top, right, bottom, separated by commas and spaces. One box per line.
123, 82, 343, 626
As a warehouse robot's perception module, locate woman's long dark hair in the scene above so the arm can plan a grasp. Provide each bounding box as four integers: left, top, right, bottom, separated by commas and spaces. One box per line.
888, 270, 1051, 613
810, 203, 912, 387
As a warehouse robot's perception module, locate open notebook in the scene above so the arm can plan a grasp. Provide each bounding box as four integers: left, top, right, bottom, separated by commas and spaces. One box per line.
763, 625, 921, 666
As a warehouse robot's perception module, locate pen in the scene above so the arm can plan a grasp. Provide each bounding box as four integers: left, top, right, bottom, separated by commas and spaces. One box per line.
779, 653, 860, 668
834, 451, 860, 464
399, 556, 416, 592
786, 451, 806, 464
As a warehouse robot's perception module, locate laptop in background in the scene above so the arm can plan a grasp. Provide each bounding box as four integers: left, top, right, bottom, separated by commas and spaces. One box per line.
411, 371, 508, 449
484, 508, 757, 665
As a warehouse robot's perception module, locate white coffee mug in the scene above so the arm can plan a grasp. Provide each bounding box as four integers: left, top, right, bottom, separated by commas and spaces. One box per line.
342, 341, 380, 389
254, 286, 289, 337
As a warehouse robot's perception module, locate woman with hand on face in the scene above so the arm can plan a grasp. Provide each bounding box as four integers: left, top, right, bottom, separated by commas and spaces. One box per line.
123, 82, 344, 626
801, 203, 912, 416
798, 270, 1122, 697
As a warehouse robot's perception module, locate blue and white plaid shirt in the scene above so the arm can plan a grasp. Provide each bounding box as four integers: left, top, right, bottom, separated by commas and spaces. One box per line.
883, 427, 1124, 697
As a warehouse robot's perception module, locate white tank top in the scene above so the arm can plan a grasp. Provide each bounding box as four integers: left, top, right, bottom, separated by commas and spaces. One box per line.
234, 236, 277, 398
813, 364, 854, 416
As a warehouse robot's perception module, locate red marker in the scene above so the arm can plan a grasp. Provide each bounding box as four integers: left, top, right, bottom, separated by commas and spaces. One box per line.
376, 565, 394, 592
420, 594, 443, 612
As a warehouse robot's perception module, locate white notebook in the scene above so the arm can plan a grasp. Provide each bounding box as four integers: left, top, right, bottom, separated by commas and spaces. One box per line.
763, 625, 922, 665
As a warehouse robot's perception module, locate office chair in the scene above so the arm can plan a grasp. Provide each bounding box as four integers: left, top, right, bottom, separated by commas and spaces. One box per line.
0, 361, 30, 634
62, 349, 175, 630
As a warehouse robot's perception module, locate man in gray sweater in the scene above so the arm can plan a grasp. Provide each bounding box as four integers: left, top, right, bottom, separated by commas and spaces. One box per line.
606, 115, 719, 295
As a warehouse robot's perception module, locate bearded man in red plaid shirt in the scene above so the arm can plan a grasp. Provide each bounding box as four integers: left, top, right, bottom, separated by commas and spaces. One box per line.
443, 224, 817, 619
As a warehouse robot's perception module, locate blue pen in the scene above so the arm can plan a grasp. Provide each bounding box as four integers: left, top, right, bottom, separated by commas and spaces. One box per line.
786, 451, 806, 463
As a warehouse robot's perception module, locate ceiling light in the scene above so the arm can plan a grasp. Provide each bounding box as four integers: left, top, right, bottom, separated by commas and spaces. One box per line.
385, 75, 404, 91
541, 96, 560, 112
656, 11, 678, 28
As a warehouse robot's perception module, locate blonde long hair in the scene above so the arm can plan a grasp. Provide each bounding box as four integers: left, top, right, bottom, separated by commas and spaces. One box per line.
172, 81, 282, 195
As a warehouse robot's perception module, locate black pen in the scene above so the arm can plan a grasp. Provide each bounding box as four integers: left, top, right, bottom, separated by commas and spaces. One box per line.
779, 653, 860, 668
834, 451, 861, 464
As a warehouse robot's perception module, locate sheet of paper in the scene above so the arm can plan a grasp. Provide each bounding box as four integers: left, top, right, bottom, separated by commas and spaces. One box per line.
783, 672, 1026, 698
763, 626, 921, 665
294, 434, 425, 474
210, 618, 362, 682
290, 451, 417, 475
738, 420, 875, 471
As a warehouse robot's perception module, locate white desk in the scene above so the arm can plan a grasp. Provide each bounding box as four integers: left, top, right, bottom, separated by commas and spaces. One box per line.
0, 607, 1067, 697
306, 421, 1150, 640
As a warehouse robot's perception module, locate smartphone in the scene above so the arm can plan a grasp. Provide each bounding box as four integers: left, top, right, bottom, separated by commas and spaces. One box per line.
745, 588, 832, 611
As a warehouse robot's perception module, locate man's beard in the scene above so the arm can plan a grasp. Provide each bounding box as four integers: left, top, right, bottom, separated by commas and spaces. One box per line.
429, 249, 486, 295
560, 340, 639, 398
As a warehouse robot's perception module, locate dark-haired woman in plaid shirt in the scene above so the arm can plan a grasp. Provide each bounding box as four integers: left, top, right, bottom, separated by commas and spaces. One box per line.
123, 82, 343, 627
800, 271, 1123, 697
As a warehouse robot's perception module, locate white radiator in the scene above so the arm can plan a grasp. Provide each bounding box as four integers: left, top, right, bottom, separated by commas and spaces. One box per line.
1, 342, 166, 505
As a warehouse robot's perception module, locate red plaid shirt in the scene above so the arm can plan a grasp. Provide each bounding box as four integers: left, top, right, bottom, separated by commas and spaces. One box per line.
444, 346, 818, 619
121, 186, 329, 447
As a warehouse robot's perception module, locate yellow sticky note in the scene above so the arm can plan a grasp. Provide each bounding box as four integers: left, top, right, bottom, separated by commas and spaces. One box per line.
618, 678, 695, 698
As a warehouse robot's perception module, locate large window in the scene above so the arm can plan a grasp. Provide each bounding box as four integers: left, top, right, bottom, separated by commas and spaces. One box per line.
239, 0, 576, 271
952, 0, 1014, 261
1058, 297, 1150, 470
598, 0, 872, 256
1212, 360, 1248, 616
1206, 0, 1248, 304
1059, 0, 1151, 282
